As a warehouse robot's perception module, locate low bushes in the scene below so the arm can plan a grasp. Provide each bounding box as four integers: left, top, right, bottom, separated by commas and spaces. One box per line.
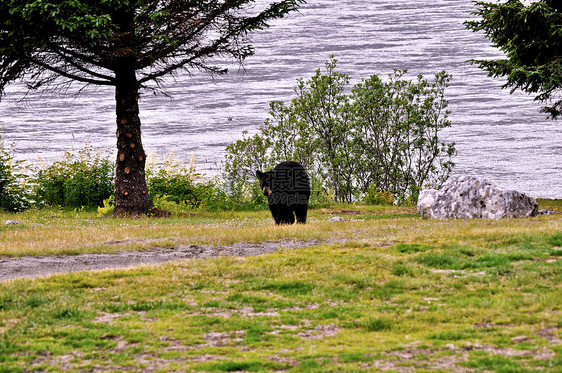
145, 152, 240, 211
0, 143, 265, 212
0, 140, 401, 213
33, 146, 114, 208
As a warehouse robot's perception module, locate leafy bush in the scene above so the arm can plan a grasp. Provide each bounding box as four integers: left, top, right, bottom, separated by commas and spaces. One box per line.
223, 57, 456, 203
33, 146, 114, 208
191, 179, 241, 211
364, 185, 395, 206
351, 69, 455, 198
146, 152, 201, 207
0, 135, 30, 211
146, 152, 242, 211
223, 132, 272, 208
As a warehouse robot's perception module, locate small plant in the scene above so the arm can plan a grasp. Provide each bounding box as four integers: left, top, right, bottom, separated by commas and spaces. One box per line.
222, 131, 273, 208
97, 196, 115, 217
193, 179, 241, 211
0, 135, 30, 212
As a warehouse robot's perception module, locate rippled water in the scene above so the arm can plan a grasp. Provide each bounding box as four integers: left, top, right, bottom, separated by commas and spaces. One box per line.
1, 0, 560, 197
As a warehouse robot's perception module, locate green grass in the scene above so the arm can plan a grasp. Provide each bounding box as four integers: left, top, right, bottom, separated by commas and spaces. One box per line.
0, 202, 561, 371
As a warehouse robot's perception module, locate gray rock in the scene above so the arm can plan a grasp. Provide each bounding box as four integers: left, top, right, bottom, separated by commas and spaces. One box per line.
4, 220, 22, 225
538, 209, 561, 215
328, 216, 347, 222
418, 176, 538, 220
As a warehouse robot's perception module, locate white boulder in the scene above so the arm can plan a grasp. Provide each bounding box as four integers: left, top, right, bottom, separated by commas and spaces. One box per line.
418, 176, 538, 219
328, 216, 347, 222
4, 220, 22, 225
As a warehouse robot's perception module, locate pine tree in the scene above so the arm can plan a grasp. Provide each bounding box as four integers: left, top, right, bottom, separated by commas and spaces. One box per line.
466, 0, 562, 119
1, 0, 303, 214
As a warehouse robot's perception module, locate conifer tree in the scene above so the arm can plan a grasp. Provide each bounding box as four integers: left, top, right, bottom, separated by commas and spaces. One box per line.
466, 1, 562, 119
0, 0, 303, 214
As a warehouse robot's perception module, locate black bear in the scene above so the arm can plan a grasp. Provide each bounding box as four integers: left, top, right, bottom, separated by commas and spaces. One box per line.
256, 161, 311, 224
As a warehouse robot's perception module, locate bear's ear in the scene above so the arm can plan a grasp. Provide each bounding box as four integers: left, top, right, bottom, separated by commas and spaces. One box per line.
256, 170, 265, 179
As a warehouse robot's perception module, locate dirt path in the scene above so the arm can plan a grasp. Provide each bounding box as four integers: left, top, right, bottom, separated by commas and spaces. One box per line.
0, 240, 327, 282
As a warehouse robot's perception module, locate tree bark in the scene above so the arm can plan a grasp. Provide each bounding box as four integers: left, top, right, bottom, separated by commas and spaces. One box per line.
113, 66, 153, 215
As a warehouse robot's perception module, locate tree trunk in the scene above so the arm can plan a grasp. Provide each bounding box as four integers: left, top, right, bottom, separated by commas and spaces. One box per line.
113, 66, 153, 215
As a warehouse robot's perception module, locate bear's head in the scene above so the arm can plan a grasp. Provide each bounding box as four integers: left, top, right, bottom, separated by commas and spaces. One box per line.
255, 170, 273, 197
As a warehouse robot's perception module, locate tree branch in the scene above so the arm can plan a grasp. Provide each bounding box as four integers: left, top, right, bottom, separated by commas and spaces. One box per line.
48, 43, 114, 83
30, 57, 115, 86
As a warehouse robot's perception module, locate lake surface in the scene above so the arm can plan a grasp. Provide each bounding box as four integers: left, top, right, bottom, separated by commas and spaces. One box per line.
1, 0, 560, 198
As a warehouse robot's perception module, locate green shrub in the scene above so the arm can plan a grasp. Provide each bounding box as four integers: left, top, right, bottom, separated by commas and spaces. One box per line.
146, 152, 246, 211
364, 185, 395, 206
192, 179, 242, 211
223, 56, 455, 203
146, 152, 203, 207
33, 146, 114, 208
0, 135, 30, 211
151, 195, 189, 214
148, 171, 198, 206
222, 131, 272, 205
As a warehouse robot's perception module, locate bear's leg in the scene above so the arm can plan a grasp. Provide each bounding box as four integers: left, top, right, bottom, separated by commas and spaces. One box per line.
277, 207, 295, 224
269, 204, 283, 225
294, 204, 308, 224
286, 210, 296, 224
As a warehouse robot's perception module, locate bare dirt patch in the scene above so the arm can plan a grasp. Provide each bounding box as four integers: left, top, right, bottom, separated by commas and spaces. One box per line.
0, 239, 328, 281
297, 324, 341, 340
201, 331, 246, 348
367, 342, 556, 372
536, 327, 562, 344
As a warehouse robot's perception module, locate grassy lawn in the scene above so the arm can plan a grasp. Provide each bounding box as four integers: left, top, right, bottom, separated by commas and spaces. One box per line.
0, 202, 561, 372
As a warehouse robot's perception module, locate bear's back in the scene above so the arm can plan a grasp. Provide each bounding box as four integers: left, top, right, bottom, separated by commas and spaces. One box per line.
272, 161, 310, 195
